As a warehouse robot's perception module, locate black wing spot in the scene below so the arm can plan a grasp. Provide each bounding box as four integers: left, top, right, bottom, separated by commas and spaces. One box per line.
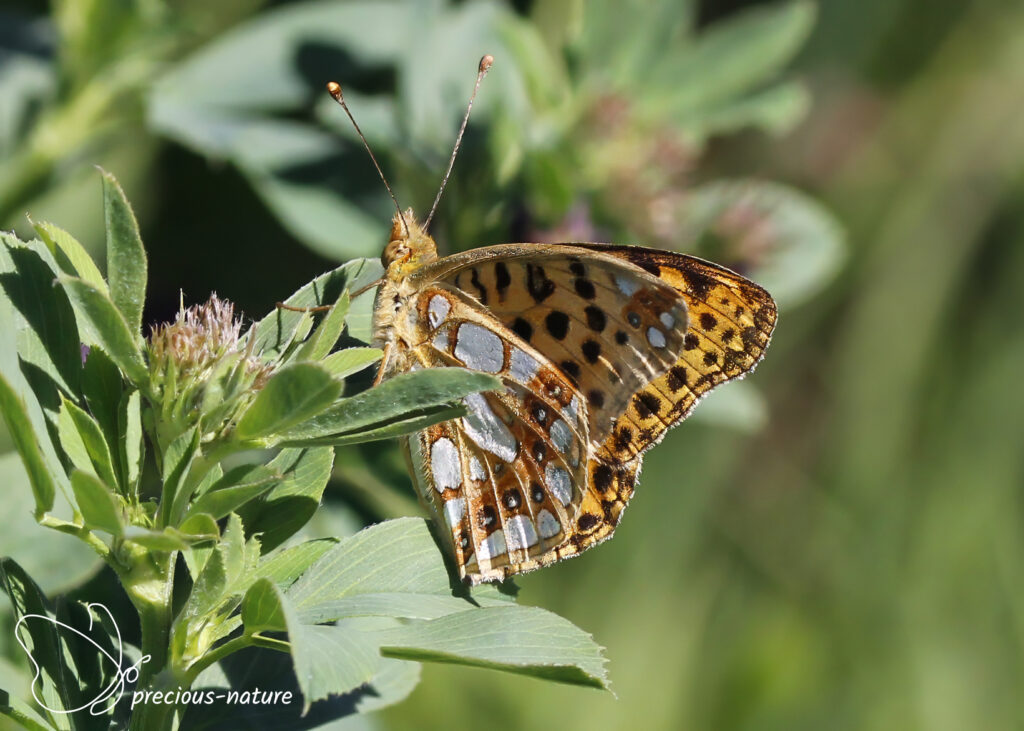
699, 312, 718, 331
581, 339, 601, 364
666, 365, 688, 391
511, 317, 533, 342
574, 278, 596, 299
559, 360, 581, 385
494, 262, 511, 300
684, 333, 699, 350
588, 389, 605, 408
577, 513, 600, 531
585, 305, 606, 331
545, 311, 570, 340
615, 330, 628, 345
527, 264, 556, 302
469, 268, 488, 305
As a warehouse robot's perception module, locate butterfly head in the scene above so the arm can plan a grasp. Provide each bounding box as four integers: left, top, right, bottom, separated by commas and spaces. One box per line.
383, 208, 438, 276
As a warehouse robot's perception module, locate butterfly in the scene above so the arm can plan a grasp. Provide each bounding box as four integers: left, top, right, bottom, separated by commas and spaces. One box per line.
333, 57, 777, 585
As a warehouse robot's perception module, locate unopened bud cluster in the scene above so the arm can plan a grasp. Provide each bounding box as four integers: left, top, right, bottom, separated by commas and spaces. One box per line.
147, 295, 272, 443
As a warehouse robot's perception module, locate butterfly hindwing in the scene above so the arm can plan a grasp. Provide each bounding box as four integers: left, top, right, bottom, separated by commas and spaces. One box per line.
404, 291, 608, 582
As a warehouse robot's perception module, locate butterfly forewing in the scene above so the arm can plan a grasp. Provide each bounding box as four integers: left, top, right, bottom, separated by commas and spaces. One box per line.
414, 247, 690, 446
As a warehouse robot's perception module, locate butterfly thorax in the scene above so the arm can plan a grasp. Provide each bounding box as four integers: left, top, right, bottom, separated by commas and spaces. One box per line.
372, 210, 439, 365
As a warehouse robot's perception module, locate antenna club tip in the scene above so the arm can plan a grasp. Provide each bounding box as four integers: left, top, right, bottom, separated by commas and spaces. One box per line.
326, 81, 343, 101
479, 55, 494, 73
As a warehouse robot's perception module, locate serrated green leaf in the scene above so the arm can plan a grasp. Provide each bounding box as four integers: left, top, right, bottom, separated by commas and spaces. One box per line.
33, 219, 108, 295
378, 606, 609, 690
320, 346, 383, 379
279, 368, 499, 442
291, 289, 350, 363
58, 275, 149, 388
60, 395, 119, 491
70, 470, 123, 536
235, 363, 341, 441
0, 373, 55, 517
100, 169, 148, 337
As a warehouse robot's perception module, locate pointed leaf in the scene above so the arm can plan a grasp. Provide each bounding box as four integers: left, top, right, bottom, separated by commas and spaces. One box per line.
70, 470, 123, 536
60, 396, 119, 491
254, 538, 337, 587
378, 606, 609, 690
187, 464, 281, 521
101, 170, 148, 337
58, 275, 148, 388
33, 219, 108, 295
237, 447, 334, 552
278, 368, 500, 442
234, 363, 341, 441
0, 373, 55, 517
292, 289, 350, 363
320, 346, 383, 379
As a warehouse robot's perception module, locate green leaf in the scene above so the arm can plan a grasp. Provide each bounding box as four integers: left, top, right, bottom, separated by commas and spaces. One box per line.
0, 558, 73, 715
70, 470, 123, 536
120, 389, 143, 492
291, 290, 350, 363
378, 606, 610, 690
0, 238, 83, 397
652, 0, 816, 117
287, 518, 506, 623
320, 346, 383, 379
161, 426, 200, 525
101, 169, 148, 337
249, 259, 383, 361
278, 368, 500, 442
122, 527, 191, 551
81, 348, 125, 479
0, 373, 55, 517
60, 395, 119, 491
283, 403, 467, 447
242, 577, 288, 633
237, 447, 334, 552
0, 687, 53, 731
186, 464, 282, 521
291, 621, 382, 711
0, 453, 99, 592
33, 219, 108, 295
234, 363, 342, 441
254, 538, 337, 587
58, 275, 149, 388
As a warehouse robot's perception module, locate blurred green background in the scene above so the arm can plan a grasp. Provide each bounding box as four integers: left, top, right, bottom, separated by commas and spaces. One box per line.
2, 0, 1024, 729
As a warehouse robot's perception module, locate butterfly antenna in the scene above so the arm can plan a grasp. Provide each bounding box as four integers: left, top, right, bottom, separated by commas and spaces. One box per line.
423, 54, 493, 231
326, 81, 409, 238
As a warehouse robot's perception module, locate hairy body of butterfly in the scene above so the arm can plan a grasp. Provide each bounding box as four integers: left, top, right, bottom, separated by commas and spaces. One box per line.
373, 209, 777, 584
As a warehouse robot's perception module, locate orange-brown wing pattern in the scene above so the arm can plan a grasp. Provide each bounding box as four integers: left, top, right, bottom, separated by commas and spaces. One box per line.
578, 245, 777, 467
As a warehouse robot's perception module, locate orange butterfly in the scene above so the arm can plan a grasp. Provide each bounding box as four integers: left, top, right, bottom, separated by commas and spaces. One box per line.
333, 57, 776, 584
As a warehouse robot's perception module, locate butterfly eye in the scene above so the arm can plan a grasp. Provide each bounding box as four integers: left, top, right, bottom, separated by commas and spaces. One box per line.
382, 239, 411, 266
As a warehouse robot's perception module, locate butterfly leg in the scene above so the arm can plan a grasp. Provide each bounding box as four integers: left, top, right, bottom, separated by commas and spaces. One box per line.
373, 342, 394, 387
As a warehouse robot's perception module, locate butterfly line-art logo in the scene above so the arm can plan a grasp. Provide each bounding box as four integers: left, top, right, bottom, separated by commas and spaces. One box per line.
14, 602, 151, 716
